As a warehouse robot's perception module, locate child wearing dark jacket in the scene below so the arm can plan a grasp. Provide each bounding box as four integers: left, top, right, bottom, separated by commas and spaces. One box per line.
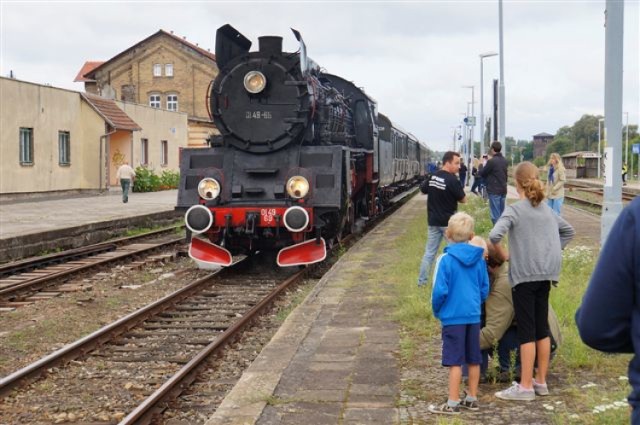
429, 212, 490, 415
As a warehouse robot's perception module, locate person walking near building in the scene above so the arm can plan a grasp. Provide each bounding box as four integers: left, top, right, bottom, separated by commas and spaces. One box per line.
479, 142, 508, 224
546, 153, 566, 215
576, 197, 640, 422
490, 161, 574, 401
417, 151, 467, 287
428, 213, 489, 415
116, 161, 136, 203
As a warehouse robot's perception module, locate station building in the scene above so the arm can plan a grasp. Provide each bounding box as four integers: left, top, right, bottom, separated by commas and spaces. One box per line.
0, 76, 188, 199
76, 29, 219, 147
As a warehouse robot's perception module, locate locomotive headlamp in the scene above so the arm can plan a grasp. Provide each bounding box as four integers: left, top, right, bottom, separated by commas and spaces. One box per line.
243, 71, 267, 94
197, 178, 221, 200
286, 176, 309, 199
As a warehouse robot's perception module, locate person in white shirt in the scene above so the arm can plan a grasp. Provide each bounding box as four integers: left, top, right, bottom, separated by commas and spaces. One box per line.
116, 162, 136, 203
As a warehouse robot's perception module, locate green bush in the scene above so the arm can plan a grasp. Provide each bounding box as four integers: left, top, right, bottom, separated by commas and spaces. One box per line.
132, 166, 178, 192
159, 169, 180, 190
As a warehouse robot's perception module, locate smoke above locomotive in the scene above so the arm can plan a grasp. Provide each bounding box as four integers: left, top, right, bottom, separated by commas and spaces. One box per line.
176, 24, 429, 268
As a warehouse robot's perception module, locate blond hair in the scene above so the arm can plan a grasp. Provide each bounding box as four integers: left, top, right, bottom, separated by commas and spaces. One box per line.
548, 153, 565, 172
469, 236, 488, 259
446, 212, 475, 242
515, 161, 545, 207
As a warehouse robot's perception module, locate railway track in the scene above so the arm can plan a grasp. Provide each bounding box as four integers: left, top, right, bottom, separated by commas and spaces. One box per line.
0, 228, 185, 308
0, 188, 418, 424
0, 256, 302, 424
0, 224, 183, 278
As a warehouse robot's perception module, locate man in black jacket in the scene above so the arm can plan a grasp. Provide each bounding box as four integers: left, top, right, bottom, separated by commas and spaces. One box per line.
480, 141, 508, 224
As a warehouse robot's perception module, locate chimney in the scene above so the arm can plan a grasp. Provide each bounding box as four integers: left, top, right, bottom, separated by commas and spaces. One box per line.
258, 36, 283, 55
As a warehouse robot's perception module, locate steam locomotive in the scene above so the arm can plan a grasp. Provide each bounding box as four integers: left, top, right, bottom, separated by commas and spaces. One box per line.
176, 24, 430, 268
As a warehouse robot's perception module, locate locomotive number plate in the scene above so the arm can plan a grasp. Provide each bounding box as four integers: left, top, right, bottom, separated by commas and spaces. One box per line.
245, 111, 273, 119
260, 208, 277, 224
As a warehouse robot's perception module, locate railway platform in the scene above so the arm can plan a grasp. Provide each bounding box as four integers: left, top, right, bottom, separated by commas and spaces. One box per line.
0, 190, 180, 262
204, 189, 602, 425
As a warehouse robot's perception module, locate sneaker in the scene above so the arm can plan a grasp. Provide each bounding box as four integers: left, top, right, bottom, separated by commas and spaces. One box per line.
533, 379, 549, 396
495, 382, 535, 401
428, 402, 461, 415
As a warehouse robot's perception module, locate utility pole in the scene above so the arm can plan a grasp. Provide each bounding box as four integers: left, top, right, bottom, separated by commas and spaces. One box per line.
601, 0, 624, 244
498, 0, 506, 151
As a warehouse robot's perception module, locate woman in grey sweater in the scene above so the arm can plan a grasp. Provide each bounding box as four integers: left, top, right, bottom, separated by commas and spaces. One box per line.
489, 162, 575, 401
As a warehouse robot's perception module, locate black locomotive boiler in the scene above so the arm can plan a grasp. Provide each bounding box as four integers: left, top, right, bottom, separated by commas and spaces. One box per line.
176, 24, 429, 268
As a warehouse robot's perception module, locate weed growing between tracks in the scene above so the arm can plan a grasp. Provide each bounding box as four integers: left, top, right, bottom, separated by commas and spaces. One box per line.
392, 195, 630, 423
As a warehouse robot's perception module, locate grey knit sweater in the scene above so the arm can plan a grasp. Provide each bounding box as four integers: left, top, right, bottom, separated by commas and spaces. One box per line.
489, 199, 575, 287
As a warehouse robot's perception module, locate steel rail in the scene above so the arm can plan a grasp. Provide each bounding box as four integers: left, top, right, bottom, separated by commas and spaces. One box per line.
0, 224, 183, 277
0, 236, 185, 298
0, 264, 229, 397
119, 268, 307, 425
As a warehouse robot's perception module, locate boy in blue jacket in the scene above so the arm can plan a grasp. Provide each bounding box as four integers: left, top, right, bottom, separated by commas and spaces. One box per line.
429, 212, 490, 415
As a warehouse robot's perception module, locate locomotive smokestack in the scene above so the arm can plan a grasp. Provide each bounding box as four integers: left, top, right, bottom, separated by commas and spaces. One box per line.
258, 36, 282, 55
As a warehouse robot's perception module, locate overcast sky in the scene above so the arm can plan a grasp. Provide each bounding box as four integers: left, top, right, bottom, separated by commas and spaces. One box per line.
1, 1, 638, 152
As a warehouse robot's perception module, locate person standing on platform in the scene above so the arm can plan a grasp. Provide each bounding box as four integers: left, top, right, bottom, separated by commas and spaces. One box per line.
491, 161, 574, 401
576, 197, 640, 422
623, 162, 628, 185
417, 151, 467, 287
479, 141, 508, 223
546, 153, 566, 215
459, 161, 468, 187
116, 161, 136, 203
428, 213, 489, 415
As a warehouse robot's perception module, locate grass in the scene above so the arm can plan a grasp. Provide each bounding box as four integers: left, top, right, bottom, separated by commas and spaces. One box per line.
388, 195, 631, 423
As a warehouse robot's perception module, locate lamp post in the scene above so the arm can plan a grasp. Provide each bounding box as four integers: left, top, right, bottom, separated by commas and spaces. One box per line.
479, 52, 498, 158
463, 86, 475, 177
598, 117, 605, 179
498, 0, 506, 149
624, 111, 629, 166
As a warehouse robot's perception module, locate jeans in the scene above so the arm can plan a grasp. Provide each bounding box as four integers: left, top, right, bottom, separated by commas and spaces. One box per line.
547, 197, 564, 215
463, 326, 520, 377
471, 177, 483, 193
120, 179, 131, 203
418, 225, 448, 286
488, 194, 506, 224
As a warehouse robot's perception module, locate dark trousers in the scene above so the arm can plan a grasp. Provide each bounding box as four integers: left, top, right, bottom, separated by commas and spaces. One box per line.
120, 179, 131, 203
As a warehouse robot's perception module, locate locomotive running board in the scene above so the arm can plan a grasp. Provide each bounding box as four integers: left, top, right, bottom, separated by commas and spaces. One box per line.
189, 237, 233, 269
277, 238, 327, 267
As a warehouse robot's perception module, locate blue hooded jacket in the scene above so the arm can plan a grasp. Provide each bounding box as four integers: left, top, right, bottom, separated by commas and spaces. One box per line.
431, 242, 490, 326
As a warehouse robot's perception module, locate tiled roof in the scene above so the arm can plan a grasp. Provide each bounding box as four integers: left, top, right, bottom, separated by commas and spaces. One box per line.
85, 30, 215, 78
74, 61, 106, 82
81, 93, 141, 131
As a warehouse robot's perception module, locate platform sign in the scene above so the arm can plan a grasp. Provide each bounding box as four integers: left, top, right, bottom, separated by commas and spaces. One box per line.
464, 116, 476, 126
633, 143, 640, 154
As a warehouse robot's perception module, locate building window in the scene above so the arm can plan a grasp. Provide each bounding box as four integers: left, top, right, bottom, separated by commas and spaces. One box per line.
167, 94, 178, 111
165, 63, 173, 77
149, 94, 161, 108
161, 140, 168, 166
153, 63, 162, 77
19, 127, 34, 165
58, 131, 70, 165
141, 138, 149, 165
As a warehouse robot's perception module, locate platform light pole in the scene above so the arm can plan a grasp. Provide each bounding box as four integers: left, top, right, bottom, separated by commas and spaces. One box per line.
463, 86, 475, 182
624, 111, 629, 165
601, 0, 625, 244
498, 0, 506, 149
479, 52, 497, 158
598, 117, 604, 178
